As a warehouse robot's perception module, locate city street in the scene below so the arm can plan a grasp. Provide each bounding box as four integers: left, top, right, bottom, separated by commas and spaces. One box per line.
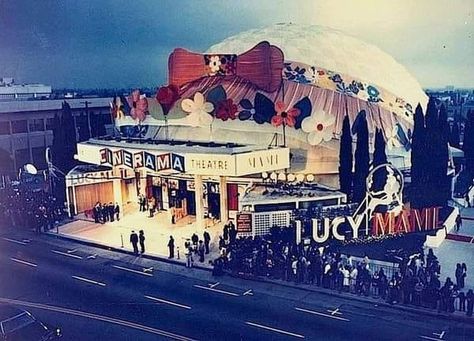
0, 228, 473, 341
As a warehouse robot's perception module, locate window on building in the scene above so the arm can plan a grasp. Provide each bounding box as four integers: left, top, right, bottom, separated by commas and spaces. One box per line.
32, 147, 47, 169
29, 118, 44, 132
45, 118, 55, 130
11, 120, 28, 134
0, 121, 10, 135
14, 148, 30, 168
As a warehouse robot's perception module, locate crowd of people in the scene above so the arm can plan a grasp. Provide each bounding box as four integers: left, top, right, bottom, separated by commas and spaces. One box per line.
0, 187, 68, 232
92, 202, 120, 223
215, 234, 473, 317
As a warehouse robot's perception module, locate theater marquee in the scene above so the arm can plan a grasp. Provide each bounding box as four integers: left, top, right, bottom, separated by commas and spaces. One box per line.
76, 142, 290, 177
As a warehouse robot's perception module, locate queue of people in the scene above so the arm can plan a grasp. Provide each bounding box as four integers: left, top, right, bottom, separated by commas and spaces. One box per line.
0, 187, 68, 232
216, 235, 473, 317
92, 202, 120, 223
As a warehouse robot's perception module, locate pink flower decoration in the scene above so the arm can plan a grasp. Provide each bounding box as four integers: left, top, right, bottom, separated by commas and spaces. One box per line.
128, 89, 149, 123
271, 101, 300, 127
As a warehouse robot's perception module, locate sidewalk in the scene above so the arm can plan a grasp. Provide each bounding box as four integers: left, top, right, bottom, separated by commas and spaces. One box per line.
54, 205, 224, 268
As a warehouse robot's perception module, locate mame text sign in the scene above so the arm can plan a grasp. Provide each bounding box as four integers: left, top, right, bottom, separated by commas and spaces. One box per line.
235, 148, 290, 176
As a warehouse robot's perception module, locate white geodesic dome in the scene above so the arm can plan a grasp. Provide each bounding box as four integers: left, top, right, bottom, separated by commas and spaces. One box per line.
207, 23, 428, 110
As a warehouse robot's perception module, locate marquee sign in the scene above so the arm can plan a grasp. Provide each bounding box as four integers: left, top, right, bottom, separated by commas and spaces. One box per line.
99, 148, 185, 173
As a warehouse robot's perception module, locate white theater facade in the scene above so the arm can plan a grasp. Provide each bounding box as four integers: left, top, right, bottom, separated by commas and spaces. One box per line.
71, 138, 289, 229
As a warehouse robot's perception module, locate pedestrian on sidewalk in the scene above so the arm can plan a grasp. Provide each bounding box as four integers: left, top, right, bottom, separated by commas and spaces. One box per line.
223, 223, 229, 244
466, 289, 474, 317
461, 263, 467, 289
191, 233, 198, 248
198, 240, 205, 262
185, 243, 193, 268
168, 235, 175, 259
455, 214, 462, 232
108, 202, 115, 222
455, 263, 463, 288
203, 230, 211, 254
114, 202, 120, 221
130, 230, 139, 254
139, 230, 145, 254
458, 291, 466, 312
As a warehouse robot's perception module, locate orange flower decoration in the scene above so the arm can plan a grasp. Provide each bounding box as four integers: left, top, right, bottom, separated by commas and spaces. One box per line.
271, 101, 300, 127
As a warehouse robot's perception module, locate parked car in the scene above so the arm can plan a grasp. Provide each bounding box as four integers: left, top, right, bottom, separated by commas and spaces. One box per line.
0, 305, 62, 340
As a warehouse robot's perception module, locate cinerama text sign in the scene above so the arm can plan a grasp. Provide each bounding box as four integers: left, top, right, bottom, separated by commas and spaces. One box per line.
76, 143, 290, 176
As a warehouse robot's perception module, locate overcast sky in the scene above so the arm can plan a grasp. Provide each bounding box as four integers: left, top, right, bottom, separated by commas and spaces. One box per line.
0, 0, 472, 89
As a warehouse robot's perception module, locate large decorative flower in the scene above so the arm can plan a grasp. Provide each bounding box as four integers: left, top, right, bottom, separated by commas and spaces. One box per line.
216, 99, 238, 121
128, 90, 148, 123
181, 92, 214, 127
208, 56, 222, 74
271, 101, 300, 127
110, 96, 126, 119
301, 110, 335, 145
387, 125, 401, 150
156, 84, 180, 115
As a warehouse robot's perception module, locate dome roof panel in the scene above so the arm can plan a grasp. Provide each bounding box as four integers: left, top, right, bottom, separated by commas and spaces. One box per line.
207, 23, 428, 109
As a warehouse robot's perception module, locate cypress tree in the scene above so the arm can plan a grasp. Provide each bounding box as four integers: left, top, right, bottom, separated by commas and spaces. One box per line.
371, 128, 388, 191
353, 110, 369, 203
437, 104, 450, 206
338, 115, 353, 199
449, 122, 460, 148
423, 98, 439, 207
464, 109, 474, 176
410, 104, 426, 208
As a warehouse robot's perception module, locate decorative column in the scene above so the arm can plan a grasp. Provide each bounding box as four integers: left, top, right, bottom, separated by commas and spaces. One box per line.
219, 176, 228, 223
113, 178, 123, 208
194, 174, 204, 229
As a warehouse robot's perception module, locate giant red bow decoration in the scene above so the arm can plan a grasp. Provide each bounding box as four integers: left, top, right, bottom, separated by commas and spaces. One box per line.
168, 41, 284, 93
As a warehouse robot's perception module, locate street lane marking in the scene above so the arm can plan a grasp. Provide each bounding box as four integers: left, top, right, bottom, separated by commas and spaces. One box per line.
67, 249, 77, 254
327, 308, 342, 315
144, 295, 191, 310
72, 275, 106, 287
420, 336, 444, 341
112, 265, 153, 277
243, 289, 253, 296
10, 257, 37, 267
295, 307, 350, 322
193, 284, 240, 297
245, 321, 305, 339
0, 297, 196, 341
209, 282, 220, 288
87, 254, 98, 260
143, 266, 154, 273
52, 250, 83, 259
2, 238, 27, 245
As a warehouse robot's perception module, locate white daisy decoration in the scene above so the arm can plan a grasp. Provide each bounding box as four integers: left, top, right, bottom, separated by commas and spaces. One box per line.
181, 92, 214, 127
301, 109, 335, 145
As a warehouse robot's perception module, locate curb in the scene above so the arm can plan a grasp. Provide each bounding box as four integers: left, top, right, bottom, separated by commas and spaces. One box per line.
45, 232, 212, 272
44, 232, 472, 323
229, 274, 473, 323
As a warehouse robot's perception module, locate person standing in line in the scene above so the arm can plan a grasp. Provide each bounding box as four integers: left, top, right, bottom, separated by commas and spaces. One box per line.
461, 263, 467, 289
198, 240, 205, 262
466, 289, 474, 317
203, 231, 211, 254
168, 235, 175, 259
223, 223, 229, 243
229, 221, 237, 245
139, 230, 145, 254
185, 242, 193, 268
108, 202, 115, 222
114, 202, 120, 221
130, 230, 139, 254
93, 202, 100, 223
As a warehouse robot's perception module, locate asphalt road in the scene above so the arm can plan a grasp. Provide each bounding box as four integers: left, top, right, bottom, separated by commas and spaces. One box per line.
0, 227, 473, 341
